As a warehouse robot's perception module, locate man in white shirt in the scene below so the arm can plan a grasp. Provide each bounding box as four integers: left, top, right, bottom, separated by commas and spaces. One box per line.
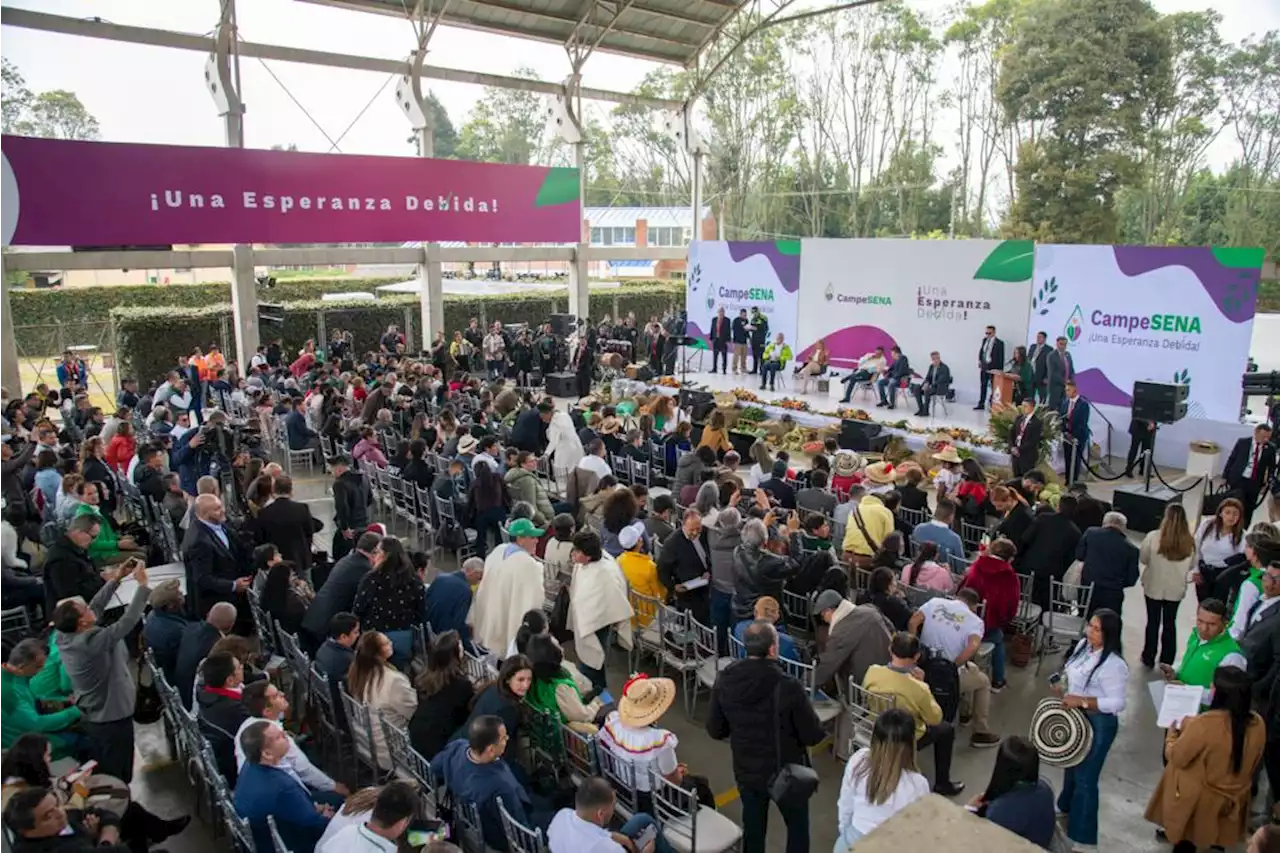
473, 435, 503, 475
908, 588, 1000, 747
577, 438, 613, 481
316, 782, 418, 853
548, 776, 665, 853
234, 680, 348, 804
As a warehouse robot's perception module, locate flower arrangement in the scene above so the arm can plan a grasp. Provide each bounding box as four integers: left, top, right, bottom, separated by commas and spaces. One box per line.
988, 403, 1061, 468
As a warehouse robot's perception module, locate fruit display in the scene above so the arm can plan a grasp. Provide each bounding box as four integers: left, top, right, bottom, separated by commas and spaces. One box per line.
774, 398, 811, 412
1039, 482, 1064, 509
801, 440, 825, 453
833, 408, 873, 421
774, 426, 815, 451
656, 376, 681, 388
731, 388, 762, 402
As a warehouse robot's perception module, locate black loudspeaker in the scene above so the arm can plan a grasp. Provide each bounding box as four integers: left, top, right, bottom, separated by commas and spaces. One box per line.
528, 370, 543, 387
550, 314, 577, 336
1132, 381, 1189, 424
1112, 483, 1183, 533
633, 365, 654, 382
680, 389, 716, 422
839, 418, 890, 453
545, 372, 578, 397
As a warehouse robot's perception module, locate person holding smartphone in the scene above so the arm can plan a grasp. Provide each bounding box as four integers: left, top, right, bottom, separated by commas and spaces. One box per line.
547, 776, 671, 853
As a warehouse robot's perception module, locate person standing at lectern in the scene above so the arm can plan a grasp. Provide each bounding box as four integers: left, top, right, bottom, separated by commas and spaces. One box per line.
1009, 398, 1042, 478
1060, 381, 1091, 486
1027, 331, 1051, 404
748, 307, 769, 375
1224, 424, 1276, 526
1045, 336, 1075, 410
975, 325, 1005, 411
709, 307, 731, 375
1125, 416, 1156, 478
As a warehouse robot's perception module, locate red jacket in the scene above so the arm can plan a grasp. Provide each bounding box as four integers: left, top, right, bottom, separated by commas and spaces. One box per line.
960, 554, 1020, 631
105, 434, 136, 474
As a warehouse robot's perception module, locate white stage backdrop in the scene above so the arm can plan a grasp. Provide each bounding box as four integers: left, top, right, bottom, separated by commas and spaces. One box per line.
685, 241, 801, 350
1032, 244, 1261, 424
796, 239, 1034, 403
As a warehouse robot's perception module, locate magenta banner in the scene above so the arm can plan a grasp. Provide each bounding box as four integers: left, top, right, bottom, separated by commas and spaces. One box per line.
0, 136, 581, 247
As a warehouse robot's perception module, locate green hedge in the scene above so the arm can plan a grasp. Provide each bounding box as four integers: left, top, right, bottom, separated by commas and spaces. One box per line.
112, 282, 686, 383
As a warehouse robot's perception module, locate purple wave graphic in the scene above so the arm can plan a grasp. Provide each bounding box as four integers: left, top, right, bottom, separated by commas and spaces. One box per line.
726, 242, 800, 293
1074, 368, 1133, 407
1113, 246, 1259, 324
799, 325, 898, 364
686, 320, 709, 346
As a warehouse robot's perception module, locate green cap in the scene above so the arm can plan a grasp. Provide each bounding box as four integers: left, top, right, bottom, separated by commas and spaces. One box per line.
506, 518, 546, 539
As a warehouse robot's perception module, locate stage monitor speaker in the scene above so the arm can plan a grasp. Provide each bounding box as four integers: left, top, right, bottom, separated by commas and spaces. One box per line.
1112, 483, 1183, 533
680, 389, 716, 423
549, 314, 577, 336
840, 418, 890, 453
1132, 381, 1189, 424
545, 372, 577, 398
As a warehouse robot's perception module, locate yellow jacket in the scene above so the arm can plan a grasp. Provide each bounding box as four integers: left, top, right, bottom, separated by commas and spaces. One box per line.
698, 426, 733, 454
840, 495, 895, 557
862, 665, 942, 741
618, 550, 666, 627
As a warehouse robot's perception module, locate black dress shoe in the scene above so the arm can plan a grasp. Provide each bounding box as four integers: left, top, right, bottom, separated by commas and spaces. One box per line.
934, 780, 966, 797
972, 404, 985, 411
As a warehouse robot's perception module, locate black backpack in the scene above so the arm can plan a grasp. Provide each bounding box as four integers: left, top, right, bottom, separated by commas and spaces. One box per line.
920, 646, 961, 723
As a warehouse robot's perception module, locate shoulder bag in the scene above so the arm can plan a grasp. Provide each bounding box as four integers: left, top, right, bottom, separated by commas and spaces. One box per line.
768, 681, 820, 806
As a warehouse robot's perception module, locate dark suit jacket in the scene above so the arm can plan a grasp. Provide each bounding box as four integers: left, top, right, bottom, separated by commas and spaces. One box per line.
1046, 349, 1074, 387
182, 520, 248, 618
658, 529, 712, 590
1224, 437, 1277, 490
921, 363, 952, 393
1076, 526, 1139, 592
978, 336, 1005, 372
710, 314, 731, 343
1241, 602, 1280, 706
886, 355, 911, 382
174, 620, 222, 709
1060, 395, 1091, 440
42, 538, 104, 613
1010, 413, 1043, 474
301, 550, 373, 639
509, 409, 546, 454
1027, 342, 1050, 384
252, 498, 319, 573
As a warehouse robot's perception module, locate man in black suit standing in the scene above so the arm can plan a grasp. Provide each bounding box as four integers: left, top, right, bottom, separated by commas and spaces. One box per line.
251, 475, 320, 578
709, 307, 731, 374
1224, 423, 1276, 525
1045, 336, 1075, 410
1009, 398, 1043, 477
975, 325, 1005, 411
1059, 381, 1091, 486
1125, 415, 1156, 477
1026, 331, 1051, 404
182, 494, 252, 620
912, 351, 952, 416
301, 530, 379, 653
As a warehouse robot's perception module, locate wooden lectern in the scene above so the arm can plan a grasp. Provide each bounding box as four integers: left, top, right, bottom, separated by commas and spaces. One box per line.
988, 369, 1017, 411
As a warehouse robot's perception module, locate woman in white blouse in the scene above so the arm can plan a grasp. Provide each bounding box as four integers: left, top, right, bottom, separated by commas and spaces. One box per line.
1139, 503, 1196, 668
1053, 609, 1128, 853
833, 708, 931, 852
1191, 498, 1246, 602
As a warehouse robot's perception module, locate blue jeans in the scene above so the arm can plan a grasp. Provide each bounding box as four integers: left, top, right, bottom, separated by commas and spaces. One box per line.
984, 627, 1006, 684
474, 506, 508, 556
710, 589, 733, 654
876, 376, 897, 405
760, 360, 782, 390
618, 814, 675, 853
1057, 712, 1119, 847
577, 627, 611, 692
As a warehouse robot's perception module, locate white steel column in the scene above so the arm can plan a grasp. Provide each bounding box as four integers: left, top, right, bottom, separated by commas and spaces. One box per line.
569, 139, 590, 321
691, 149, 704, 243
230, 244, 259, 368
419, 244, 444, 343
1, 256, 21, 394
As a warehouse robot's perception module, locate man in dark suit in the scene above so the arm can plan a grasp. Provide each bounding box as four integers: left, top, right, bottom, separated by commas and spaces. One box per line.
1076, 511, 1139, 617
1240, 561, 1280, 707
657, 508, 712, 624
1060, 380, 1091, 486
182, 494, 252, 620
1009, 398, 1043, 477
173, 601, 236, 709
875, 346, 911, 410
709, 306, 731, 374
42, 516, 104, 613
509, 401, 551, 454
1045, 336, 1075, 410
251, 475, 320, 577
284, 397, 318, 452
300, 531, 378, 652
1125, 415, 1156, 478
912, 351, 953, 416
1224, 423, 1276, 525
975, 325, 1005, 411
1026, 331, 1051, 404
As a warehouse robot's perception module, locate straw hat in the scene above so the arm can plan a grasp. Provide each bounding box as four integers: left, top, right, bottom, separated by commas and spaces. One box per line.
833, 451, 862, 478
617, 674, 677, 728
599, 415, 622, 436
457, 434, 478, 455
893, 461, 923, 484
1030, 697, 1093, 767
864, 461, 896, 486
933, 446, 961, 464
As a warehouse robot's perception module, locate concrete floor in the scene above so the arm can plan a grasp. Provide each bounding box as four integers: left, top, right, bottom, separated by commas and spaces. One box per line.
129, 464, 1247, 852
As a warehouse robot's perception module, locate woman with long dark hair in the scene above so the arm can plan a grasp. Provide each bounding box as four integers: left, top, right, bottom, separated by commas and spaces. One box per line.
834, 708, 930, 850
346, 631, 417, 772
525, 633, 608, 729
1192, 497, 1246, 603
856, 565, 912, 631
1145, 666, 1264, 853
467, 460, 510, 556
901, 541, 953, 593
260, 553, 311, 636
455, 654, 534, 750
352, 535, 426, 664
408, 630, 475, 760
600, 488, 642, 558
1139, 502, 1196, 667
1054, 608, 1128, 852
970, 736, 1055, 848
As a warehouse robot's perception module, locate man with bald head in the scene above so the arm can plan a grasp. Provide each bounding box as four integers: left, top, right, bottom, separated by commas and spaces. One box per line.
182, 494, 251, 620
174, 601, 238, 709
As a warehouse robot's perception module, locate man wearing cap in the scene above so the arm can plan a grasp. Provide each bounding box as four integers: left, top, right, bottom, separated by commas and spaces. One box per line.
471, 518, 548, 653
813, 590, 892, 760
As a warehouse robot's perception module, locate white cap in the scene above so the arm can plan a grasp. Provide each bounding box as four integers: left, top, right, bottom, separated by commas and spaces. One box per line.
619, 522, 644, 550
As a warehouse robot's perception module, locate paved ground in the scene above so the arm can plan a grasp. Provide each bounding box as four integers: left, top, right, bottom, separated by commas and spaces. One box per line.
127, 466, 1252, 852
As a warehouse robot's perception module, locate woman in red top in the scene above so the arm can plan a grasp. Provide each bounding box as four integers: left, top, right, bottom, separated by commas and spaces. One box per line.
959, 536, 1021, 689
104, 421, 137, 474
954, 457, 989, 524
830, 451, 863, 499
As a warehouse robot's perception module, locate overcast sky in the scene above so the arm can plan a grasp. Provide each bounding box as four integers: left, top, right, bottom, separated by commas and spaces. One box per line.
2, 0, 1277, 167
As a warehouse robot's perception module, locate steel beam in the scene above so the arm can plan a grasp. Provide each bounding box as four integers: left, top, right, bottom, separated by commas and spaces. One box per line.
0, 7, 683, 111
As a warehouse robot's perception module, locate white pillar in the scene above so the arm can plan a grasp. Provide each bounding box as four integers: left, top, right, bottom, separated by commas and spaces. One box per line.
569, 140, 590, 321
691, 149, 704, 244
230, 244, 259, 369
1, 257, 21, 394
419, 245, 444, 345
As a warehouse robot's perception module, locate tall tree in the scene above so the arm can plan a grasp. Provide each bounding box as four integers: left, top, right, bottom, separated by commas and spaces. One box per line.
998, 0, 1171, 242
454, 67, 549, 165
2, 60, 100, 140
1219, 32, 1280, 256
2, 59, 31, 133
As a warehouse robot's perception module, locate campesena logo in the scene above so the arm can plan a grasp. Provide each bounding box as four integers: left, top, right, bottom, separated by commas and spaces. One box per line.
824, 282, 891, 305
1065, 305, 1084, 342
1067, 303, 1203, 339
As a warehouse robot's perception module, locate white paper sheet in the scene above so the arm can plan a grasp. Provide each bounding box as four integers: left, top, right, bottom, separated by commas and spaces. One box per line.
1156, 683, 1203, 728
680, 576, 710, 591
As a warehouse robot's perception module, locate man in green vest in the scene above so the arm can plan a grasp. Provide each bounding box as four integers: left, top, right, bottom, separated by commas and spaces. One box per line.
1162, 598, 1245, 706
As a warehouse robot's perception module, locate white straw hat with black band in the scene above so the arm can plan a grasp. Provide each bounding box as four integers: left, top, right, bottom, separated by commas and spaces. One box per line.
1029, 697, 1093, 767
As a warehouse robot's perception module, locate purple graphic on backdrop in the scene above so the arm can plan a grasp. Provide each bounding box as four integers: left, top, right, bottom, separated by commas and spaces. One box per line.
1113, 246, 1260, 324
726, 241, 801, 293
1073, 368, 1133, 407
797, 326, 898, 366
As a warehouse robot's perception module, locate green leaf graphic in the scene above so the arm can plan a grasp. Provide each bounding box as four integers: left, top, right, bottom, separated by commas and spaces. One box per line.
775, 240, 801, 256
1210, 246, 1265, 270
533, 167, 581, 208
973, 240, 1035, 282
